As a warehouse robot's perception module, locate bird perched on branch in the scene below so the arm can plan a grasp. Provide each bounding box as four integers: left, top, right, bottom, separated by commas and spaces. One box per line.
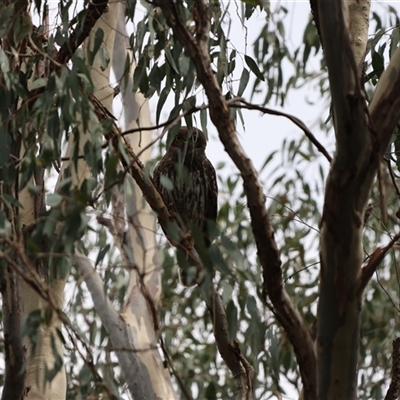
153, 126, 218, 285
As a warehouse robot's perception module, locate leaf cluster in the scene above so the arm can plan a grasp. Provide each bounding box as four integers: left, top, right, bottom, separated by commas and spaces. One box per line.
1, 1, 400, 399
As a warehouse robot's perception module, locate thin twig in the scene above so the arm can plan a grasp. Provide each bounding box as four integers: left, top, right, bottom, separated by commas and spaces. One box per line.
135, 103, 210, 159
267, 195, 320, 234
375, 271, 400, 314
284, 262, 320, 283
121, 103, 209, 137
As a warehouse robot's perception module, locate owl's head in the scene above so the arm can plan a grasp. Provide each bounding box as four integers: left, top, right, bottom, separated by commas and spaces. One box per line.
168, 127, 207, 157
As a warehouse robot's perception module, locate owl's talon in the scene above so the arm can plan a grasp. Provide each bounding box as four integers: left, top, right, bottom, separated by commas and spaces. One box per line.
181, 233, 194, 250
168, 204, 177, 220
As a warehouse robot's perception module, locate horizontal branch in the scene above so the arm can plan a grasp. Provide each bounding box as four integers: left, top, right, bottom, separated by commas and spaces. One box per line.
230, 98, 332, 163
122, 97, 331, 163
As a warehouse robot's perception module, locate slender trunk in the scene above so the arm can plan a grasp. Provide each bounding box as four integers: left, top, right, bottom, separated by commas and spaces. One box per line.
1, 266, 25, 400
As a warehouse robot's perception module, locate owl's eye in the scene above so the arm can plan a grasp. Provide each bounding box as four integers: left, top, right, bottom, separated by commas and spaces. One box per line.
175, 134, 182, 142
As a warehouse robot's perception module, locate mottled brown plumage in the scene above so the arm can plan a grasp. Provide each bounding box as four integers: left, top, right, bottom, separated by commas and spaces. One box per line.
153, 127, 218, 283
154, 126, 217, 243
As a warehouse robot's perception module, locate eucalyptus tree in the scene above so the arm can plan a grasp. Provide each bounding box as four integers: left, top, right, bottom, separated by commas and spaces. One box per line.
1, 1, 400, 400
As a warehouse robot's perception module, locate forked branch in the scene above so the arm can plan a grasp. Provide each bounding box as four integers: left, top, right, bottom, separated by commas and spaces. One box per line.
150, 0, 317, 398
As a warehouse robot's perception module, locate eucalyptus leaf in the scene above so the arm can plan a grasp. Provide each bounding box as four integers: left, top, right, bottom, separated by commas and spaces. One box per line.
46, 193, 63, 207
245, 55, 265, 81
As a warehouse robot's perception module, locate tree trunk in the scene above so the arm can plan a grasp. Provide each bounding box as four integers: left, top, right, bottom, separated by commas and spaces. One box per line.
316, 0, 400, 398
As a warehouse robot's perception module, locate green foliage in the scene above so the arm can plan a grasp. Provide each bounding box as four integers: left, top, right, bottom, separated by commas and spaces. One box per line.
156, 134, 326, 397
145, 2, 400, 398
1, 1, 400, 399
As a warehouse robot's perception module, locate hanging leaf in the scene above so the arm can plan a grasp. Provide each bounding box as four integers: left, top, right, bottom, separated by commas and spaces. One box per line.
245, 55, 265, 81
238, 68, 250, 97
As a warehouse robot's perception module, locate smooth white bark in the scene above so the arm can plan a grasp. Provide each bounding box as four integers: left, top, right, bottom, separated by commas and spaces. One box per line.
74, 253, 161, 399
22, 281, 67, 400
18, 58, 67, 400
369, 46, 400, 129
110, 3, 177, 398
68, 2, 177, 398
348, 0, 371, 72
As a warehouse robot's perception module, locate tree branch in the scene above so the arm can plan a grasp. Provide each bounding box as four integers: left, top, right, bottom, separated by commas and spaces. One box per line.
73, 253, 160, 399
149, 1, 317, 398
311, 0, 371, 75
315, 7, 400, 397
88, 94, 207, 273
315, 0, 383, 398
348, 0, 371, 74
203, 286, 252, 398
87, 91, 254, 395
357, 233, 400, 296
54, 0, 109, 67
122, 97, 331, 163
385, 338, 400, 400
230, 98, 332, 163
384, 155, 400, 197
314, 7, 400, 398
369, 47, 400, 153
309, 0, 322, 48
1, 266, 25, 400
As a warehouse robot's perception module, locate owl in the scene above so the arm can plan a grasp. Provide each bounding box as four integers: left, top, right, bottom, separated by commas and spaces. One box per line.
153, 126, 218, 284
